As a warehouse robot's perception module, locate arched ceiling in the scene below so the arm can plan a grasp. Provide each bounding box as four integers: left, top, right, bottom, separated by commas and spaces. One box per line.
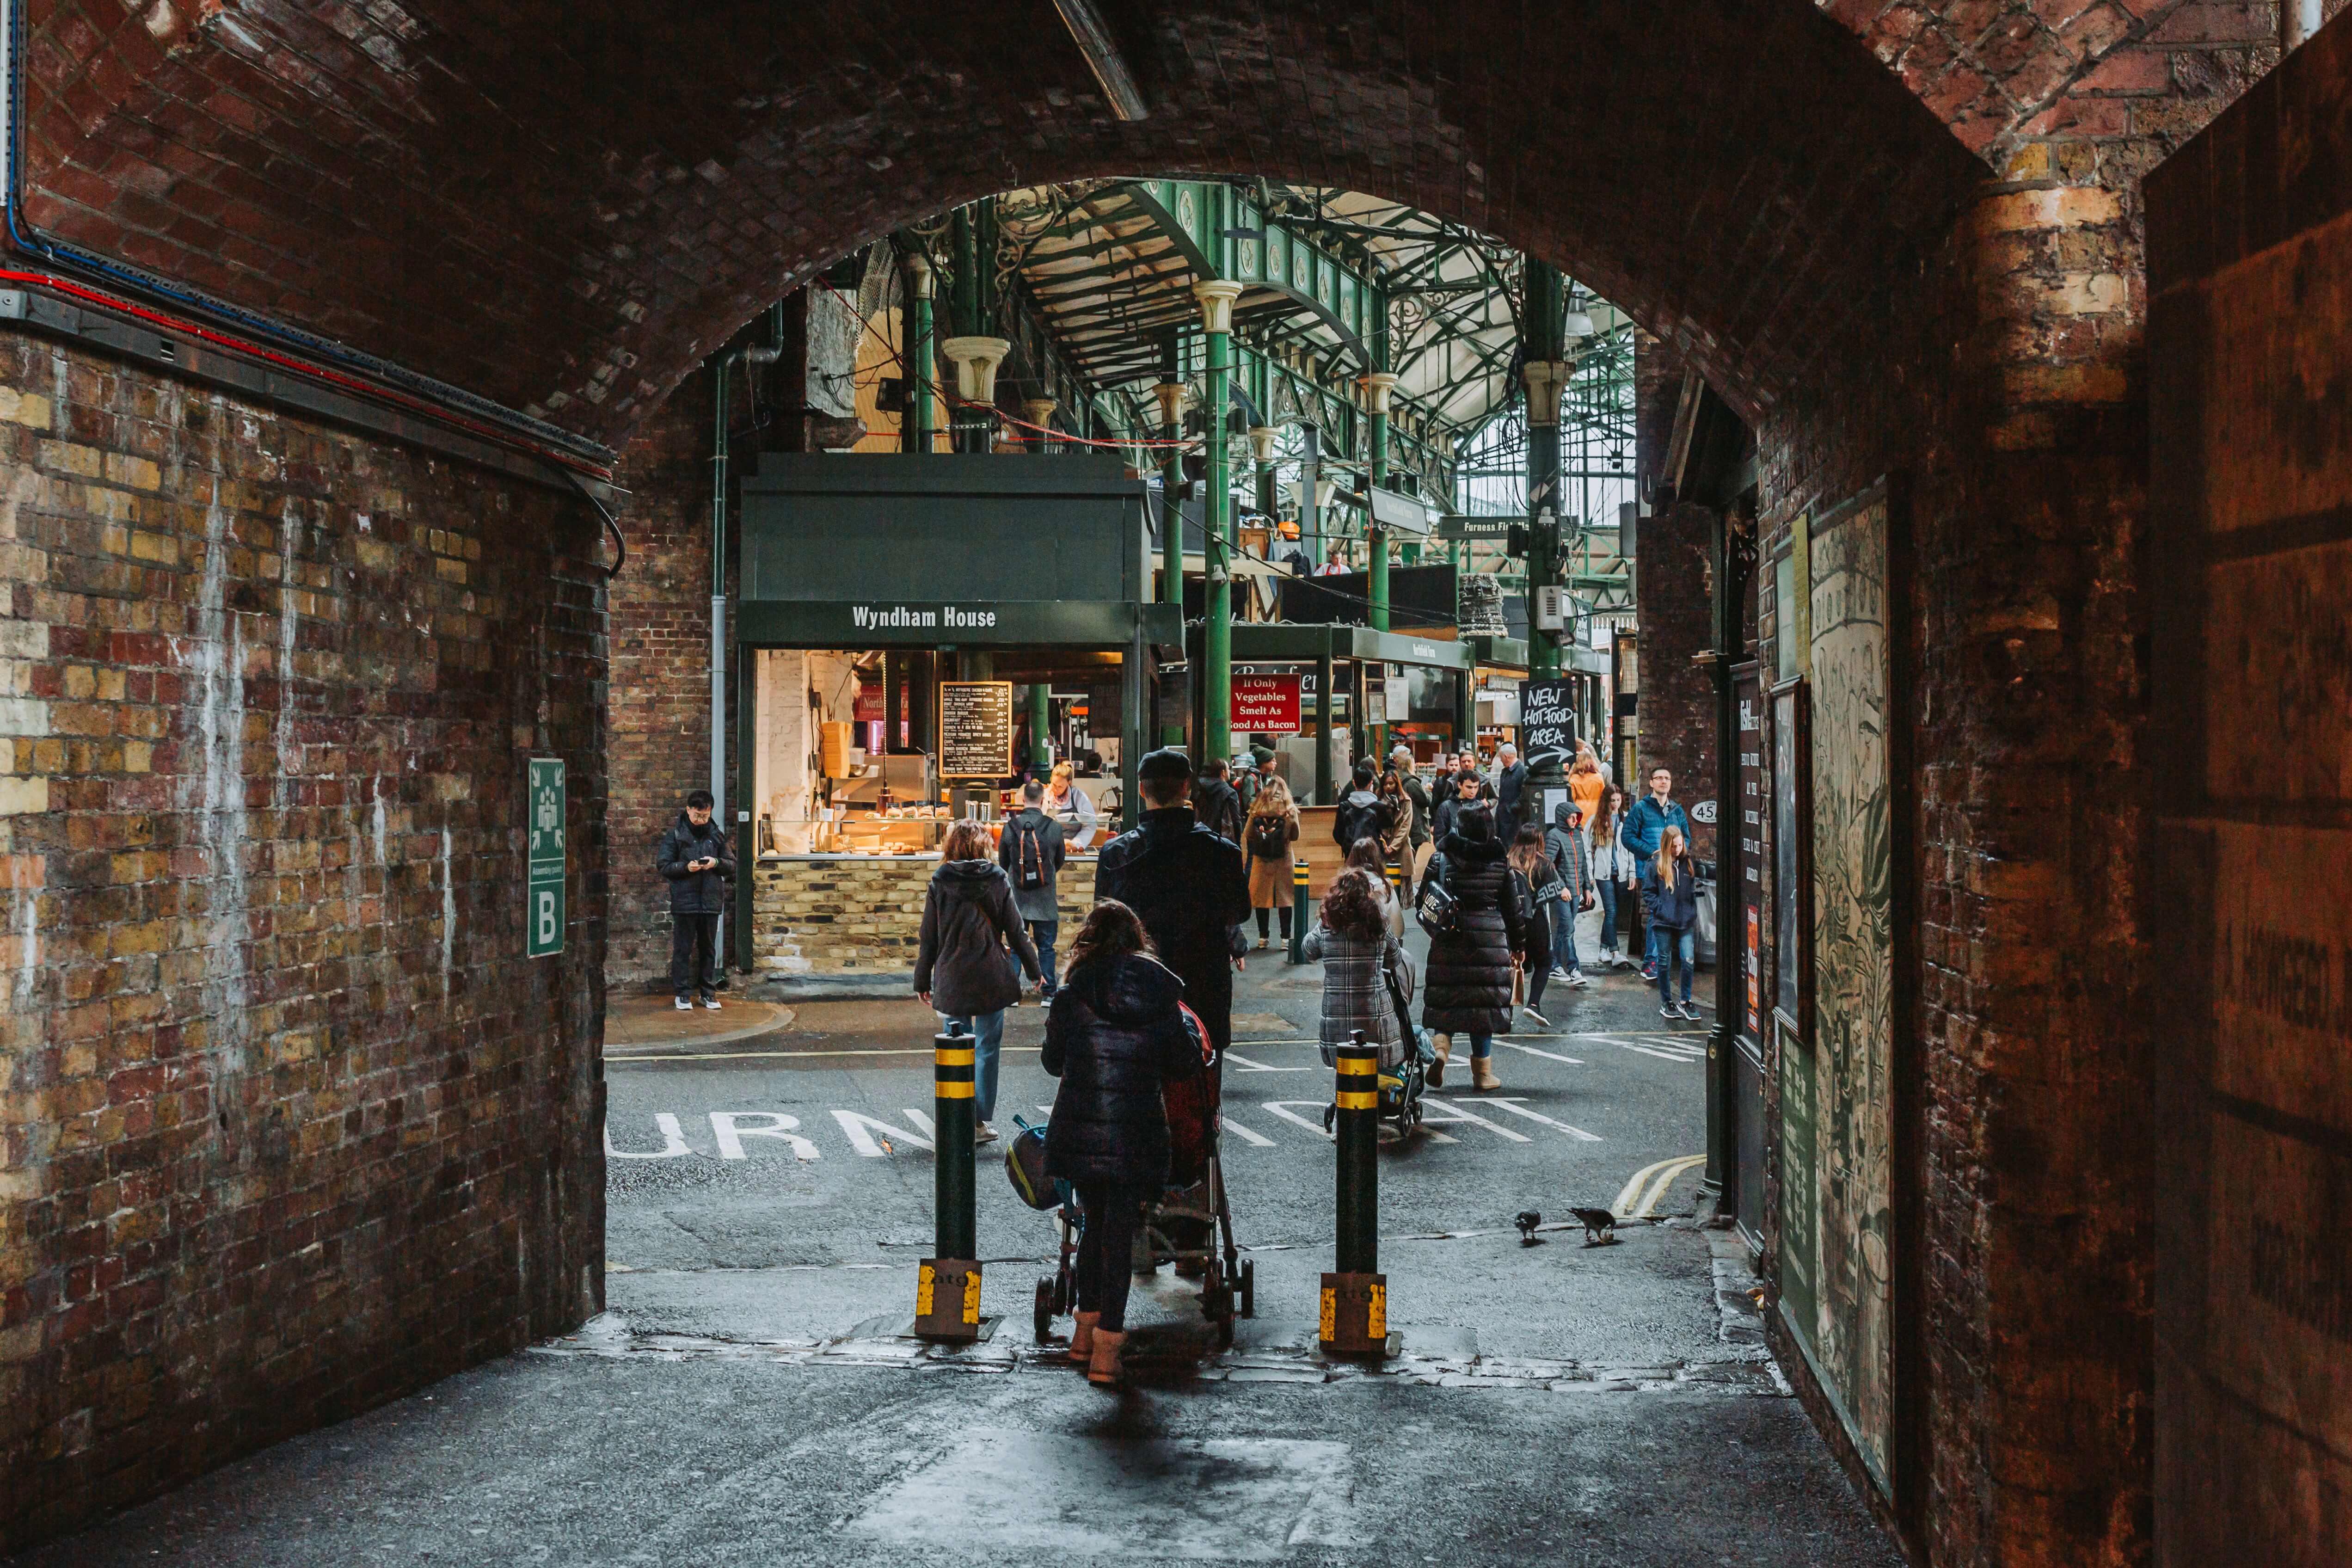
18, 0, 2189, 448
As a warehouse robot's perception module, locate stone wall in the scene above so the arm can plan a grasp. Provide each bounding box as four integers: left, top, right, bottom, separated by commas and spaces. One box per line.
0, 332, 608, 1551
750, 855, 1098, 977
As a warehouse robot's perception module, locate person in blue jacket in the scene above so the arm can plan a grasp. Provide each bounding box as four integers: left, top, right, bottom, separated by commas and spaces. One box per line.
1618, 765, 1691, 981
1642, 824, 1702, 1021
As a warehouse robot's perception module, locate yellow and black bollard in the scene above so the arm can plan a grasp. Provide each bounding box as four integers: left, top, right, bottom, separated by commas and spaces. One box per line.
914, 1021, 983, 1341
1320, 1030, 1388, 1356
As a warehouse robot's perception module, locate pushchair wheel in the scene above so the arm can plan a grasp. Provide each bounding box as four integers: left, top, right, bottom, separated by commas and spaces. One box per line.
1033, 1277, 1056, 1344
1239, 1258, 1256, 1318
1051, 1268, 1072, 1317
1321, 1102, 1337, 1134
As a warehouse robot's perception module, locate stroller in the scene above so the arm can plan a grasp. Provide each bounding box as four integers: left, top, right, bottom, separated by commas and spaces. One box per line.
1026, 1003, 1254, 1347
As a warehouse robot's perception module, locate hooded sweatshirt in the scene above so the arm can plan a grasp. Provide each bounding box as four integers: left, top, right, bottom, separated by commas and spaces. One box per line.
1545, 803, 1593, 900
1333, 787, 1390, 851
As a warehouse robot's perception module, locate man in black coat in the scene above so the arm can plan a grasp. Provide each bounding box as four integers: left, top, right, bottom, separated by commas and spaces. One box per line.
1192, 756, 1245, 846
1094, 748, 1253, 1056
656, 788, 736, 1010
1490, 742, 1529, 830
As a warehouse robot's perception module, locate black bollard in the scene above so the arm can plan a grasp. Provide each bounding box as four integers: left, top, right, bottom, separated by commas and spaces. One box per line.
1288, 859, 1310, 965
915, 1021, 982, 1341
1320, 1029, 1388, 1356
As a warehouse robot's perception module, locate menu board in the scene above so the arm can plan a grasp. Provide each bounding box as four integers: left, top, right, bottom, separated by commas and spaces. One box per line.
939, 681, 1014, 778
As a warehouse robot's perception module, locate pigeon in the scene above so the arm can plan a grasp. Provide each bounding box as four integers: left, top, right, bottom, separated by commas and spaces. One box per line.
1514, 1211, 1544, 1246
1569, 1207, 1621, 1246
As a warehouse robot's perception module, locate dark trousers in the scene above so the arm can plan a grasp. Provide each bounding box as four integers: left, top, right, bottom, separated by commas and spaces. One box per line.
1026, 918, 1059, 995
1524, 902, 1552, 1012
1075, 1181, 1152, 1331
1253, 904, 1293, 940
670, 913, 719, 998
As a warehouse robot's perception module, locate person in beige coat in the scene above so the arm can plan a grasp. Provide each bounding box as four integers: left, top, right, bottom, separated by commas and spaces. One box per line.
1242, 775, 1300, 950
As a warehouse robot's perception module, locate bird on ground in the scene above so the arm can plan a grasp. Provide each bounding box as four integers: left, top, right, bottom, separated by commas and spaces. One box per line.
1514, 1211, 1544, 1246
1569, 1207, 1621, 1246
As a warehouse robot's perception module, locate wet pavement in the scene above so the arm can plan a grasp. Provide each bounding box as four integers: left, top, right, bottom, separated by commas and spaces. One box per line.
10, 942, 1903, 1567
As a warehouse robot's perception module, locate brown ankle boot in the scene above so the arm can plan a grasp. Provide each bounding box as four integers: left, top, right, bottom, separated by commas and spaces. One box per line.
1087, 1328, 1126, 1387
1428, 1033, 1451, 1088
1472, 1054, 1500, 1090
1067, 1310, 1099, 1365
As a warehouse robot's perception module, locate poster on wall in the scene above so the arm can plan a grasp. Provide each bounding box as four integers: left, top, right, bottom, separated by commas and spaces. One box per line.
939, 681, 1015, 778
1798, 489, 1894, 1491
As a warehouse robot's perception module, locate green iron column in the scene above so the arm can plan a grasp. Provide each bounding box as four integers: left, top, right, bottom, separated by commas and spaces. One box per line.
904, 249, 936, 454
1154, 378, 1186, 607
1249, 424, 1279, 527
1523, 259, 1569, 680
1360, 372, 1398, 634
1030, 680, 1052, 768
1195, 280, 1244, 765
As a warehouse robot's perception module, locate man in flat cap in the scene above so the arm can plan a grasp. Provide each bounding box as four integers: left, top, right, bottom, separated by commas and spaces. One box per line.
1093, 747, 1253, 1057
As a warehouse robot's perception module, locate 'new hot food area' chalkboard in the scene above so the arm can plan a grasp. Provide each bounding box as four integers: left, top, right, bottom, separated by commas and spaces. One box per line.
939, 682, 1014, 778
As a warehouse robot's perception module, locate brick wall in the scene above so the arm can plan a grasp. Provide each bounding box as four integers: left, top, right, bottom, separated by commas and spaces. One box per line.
1631, 502, 1720, 860
750, 854, 1098, 976
608, 373, 713, 990
0, 332, 607, 1551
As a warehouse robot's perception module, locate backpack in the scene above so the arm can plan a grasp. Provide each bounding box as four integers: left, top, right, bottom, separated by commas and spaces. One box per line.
1010, 819, 1047, 890
1246, 811, 1289, 859
1003, 1115, 1056, 1210
1335, 796, 1383, 850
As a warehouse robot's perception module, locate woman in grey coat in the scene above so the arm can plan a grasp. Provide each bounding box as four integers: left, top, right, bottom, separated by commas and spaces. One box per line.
915, 819, 1042, 1144
1302, 868, 1411, 1068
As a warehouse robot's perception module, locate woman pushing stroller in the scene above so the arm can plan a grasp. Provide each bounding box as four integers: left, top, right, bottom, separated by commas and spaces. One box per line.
1041, 900, 1203, 1388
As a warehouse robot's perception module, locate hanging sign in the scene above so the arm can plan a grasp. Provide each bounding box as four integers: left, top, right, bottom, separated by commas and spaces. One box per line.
1519, 677, 1579, 761
939, 681, 1015, 778
1232, 673, 1302, 733
526, 757, 565, 958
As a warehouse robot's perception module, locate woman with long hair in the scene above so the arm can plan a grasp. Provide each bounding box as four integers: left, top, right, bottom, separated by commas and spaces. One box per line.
1303, 868, 1410, 1067
914, 819, 1042, 1145
1589, 785, 1639, 968
1506, 825, 1565, 1028
1345, 835, 1403, 937
1568, 744, 1607, 822
1419, 802, 1524, 1089
1643, 824, 1701, 1020
1040, 759, 1099, 851
1241, 774, 1300, 949
1042, 900, 1199, 1387
1374, 767, 1413, 866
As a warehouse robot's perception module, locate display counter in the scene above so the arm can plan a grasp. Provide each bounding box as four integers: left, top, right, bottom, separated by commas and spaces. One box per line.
749, 851, 1100, 977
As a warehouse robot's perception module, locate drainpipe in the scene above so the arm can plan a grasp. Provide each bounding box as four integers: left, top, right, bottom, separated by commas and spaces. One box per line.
712, 339, 779, 969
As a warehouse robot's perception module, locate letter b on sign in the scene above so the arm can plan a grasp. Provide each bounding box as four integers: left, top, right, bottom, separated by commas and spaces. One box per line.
527, 757, 566, 957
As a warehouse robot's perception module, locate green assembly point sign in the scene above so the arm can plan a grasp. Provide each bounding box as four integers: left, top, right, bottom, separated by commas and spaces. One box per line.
528, 757, 565, 957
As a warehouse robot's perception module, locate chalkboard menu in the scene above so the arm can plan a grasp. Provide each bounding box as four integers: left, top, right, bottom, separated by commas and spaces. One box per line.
1518, 677, 1579, 762
939, 681, 1014, 778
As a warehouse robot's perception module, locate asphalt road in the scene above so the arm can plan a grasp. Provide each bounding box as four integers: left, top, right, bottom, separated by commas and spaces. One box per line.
12, 947, 1905, 1568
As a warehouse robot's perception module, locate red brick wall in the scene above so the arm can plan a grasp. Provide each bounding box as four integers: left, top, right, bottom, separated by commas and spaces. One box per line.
607, 373, 715, 990
0, 332, 608, 1551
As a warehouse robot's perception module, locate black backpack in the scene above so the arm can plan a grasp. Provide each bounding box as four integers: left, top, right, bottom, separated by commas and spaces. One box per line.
1010, 819, 1047, 890
1246, 812, 1289, 859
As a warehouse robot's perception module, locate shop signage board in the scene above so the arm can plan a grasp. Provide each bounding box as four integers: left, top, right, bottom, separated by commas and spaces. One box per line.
527, 757, 565, 959
1232, 673, 1302, 732
1735, 665, 1765, 1050
939, 681, 1015, 778
1519, 677, 1579, 760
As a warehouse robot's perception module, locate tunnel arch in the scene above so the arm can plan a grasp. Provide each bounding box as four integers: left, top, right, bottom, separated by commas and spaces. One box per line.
21, 0, 2050, 444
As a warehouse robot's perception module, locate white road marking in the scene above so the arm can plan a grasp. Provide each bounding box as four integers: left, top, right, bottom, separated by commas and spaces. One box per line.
605, 1113, 693, 1159
1223, 1051, 1313, 1073
708, 1112, 819, 1161
1221, 1119, 1278, 1147
1418, 1097, 1531, 1143
1260, 1101, 1336, 1141
830, 1109, 935, 1156
1480, 1099, 1603, 1142
1494, 1041, 1586, 1064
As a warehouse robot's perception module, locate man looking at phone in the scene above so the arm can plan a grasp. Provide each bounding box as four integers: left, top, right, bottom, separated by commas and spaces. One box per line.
658, 788, 736, 1010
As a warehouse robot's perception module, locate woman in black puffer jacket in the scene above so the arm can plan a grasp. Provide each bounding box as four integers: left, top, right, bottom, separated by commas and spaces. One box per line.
1042, 899, 1201, 1388
1418, 804, 1524, 1092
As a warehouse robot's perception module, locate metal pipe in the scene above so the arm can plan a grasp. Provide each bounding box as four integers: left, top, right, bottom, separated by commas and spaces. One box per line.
2285, 0, 2323, 49
710, 341, 778, 973
904, 250, 936, 454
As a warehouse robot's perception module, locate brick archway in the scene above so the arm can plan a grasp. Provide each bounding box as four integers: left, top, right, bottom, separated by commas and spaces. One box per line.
2, 2, 2291, 1561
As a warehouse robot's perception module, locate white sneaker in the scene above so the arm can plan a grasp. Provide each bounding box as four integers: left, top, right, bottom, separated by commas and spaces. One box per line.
701, 996, 721, 1010
1567, 970, 1590, 989
975, 1121, 1000, 1145
674, 997, 693, 1011
1520, 1006, 1549, 1028
1660, 1005, 1679, 1019
1547, 966, 1570, 982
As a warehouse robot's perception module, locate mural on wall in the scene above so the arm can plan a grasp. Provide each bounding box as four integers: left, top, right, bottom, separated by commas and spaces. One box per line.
1800, 491, 1895, 1487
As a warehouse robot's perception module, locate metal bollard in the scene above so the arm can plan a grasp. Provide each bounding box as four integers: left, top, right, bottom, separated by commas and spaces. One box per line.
1320, 1029, 1388, 1356
1288, 859, 1310, 965
915, 1021, 983, 1341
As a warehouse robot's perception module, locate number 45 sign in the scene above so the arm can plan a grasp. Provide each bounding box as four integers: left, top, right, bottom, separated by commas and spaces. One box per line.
527, 758, 565, 958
